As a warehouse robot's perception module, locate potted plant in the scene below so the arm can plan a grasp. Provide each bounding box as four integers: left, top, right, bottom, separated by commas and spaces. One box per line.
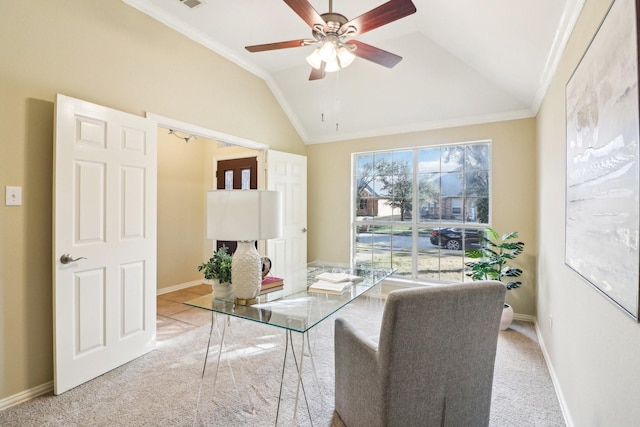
198, 245, 233, 299
465, 227, 525, 330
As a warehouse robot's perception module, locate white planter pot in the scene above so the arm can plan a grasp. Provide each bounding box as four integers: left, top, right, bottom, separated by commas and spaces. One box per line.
500, 303, 514, 330
207, 279, 233, 300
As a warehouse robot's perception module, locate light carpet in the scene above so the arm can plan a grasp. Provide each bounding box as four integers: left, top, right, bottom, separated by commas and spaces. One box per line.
0, 296, 565, 426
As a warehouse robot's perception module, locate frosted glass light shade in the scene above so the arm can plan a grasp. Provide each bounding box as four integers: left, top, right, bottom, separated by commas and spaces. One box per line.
319, 36, 338, 62
207, 190, 283, 241
325, 59, 340, 72
337, 46, 355, 68
306, 48, 322, 69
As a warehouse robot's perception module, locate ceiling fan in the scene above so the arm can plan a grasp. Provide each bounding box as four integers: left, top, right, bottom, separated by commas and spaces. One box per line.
245, 0, 417, 80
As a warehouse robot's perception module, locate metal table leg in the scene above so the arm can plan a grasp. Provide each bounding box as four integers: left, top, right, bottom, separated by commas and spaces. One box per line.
275, 330, 314, 426
195, 313, 255, 425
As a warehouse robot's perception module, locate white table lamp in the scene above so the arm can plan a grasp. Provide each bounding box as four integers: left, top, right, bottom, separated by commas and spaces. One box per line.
207, 190, 283, 301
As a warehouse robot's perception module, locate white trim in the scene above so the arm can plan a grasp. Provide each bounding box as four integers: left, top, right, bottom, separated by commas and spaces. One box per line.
0, 381, 53, 411
531, 0, 586, 114
122, 0, 265, 80
263, 77, 310, 143
513, 313, 536, 323
124, 0, 586, 146
157, 280, 205, 295
535, 322, 575, 427
305, 108, 535, 145
147, 113, 268, 151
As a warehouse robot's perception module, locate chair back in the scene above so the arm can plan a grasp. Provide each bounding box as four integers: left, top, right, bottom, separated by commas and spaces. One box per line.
377, 281, 505, 426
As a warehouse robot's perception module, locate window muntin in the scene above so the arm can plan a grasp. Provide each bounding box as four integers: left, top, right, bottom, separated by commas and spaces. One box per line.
353, 142, 490, 282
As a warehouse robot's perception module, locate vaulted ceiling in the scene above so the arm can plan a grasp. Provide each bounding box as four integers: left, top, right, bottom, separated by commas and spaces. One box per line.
124, 0, 584, 144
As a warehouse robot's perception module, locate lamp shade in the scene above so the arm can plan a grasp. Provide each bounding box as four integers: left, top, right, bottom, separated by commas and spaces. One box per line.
207, 190, 283, 242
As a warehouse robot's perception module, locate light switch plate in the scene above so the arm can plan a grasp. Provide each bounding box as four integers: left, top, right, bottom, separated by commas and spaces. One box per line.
6, 186, 22, 206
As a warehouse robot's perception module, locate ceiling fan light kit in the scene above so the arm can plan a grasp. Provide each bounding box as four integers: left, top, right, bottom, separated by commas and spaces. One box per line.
245, 0, 417, 80
319, 35, 338, 62
306, 37, 356, 72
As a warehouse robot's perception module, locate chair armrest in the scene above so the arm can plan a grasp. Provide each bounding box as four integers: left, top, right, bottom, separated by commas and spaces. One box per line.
334, 317, 382, 426
335, 317, 379, 356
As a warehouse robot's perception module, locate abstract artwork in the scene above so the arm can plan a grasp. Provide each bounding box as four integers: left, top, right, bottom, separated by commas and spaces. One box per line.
565, 0, 640, 319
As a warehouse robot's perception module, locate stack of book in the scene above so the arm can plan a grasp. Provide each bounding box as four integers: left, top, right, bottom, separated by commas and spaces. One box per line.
260, 276, 284, 295
308, 272, 361, 295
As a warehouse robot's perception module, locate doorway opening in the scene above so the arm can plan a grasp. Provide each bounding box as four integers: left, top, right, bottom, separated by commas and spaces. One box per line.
151, 113, 267, 295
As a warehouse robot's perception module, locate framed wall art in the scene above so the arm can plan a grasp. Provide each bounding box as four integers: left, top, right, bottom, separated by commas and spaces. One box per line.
565, 0, 640, 319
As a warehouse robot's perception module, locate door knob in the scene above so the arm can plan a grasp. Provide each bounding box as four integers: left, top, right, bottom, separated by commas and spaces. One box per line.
302, 227, 307, 233
60, 254, 87, 265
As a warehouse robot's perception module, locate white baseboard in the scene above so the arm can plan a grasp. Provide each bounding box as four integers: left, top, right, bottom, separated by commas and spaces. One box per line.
0, 280, 204, 412
535, 322, 574, 427
156, 279, 205, 295
0, 381, 53, 411
514, 313, 536, 323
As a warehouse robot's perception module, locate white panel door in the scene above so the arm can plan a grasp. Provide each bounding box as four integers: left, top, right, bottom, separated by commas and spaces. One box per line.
267, 151, 307, 294
53, 94, 157, 394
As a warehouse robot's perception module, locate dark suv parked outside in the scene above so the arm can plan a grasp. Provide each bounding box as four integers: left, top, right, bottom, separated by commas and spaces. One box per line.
430, 228, 482, 251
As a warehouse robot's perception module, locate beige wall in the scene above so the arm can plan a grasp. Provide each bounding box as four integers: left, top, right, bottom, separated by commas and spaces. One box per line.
157, 131, 210, 290
0, 0, 305, 401
306, 118, 538, 316
537, 0, 640, 424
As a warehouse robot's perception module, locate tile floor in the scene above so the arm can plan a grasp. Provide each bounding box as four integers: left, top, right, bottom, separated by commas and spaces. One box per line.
156, 283, 213, 342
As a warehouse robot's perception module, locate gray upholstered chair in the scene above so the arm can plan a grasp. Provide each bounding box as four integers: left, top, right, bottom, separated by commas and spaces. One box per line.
334, 281, 506, 427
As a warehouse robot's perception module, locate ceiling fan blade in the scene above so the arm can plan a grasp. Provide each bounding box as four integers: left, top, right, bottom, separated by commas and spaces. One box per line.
284, 0, 327, 31
245, 39, 311, 52
341, 0, 417, 36
309, 62, 326, 80
348, 40, 402, 68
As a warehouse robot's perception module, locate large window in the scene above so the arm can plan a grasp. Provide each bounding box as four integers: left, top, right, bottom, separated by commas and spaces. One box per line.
353, 142, 490, 282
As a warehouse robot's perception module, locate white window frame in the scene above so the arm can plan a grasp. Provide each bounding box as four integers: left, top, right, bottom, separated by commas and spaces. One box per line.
350, 140, 492, 282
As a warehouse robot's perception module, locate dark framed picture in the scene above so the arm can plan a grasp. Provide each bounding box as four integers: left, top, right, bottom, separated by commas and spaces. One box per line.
565, 0, 640, 319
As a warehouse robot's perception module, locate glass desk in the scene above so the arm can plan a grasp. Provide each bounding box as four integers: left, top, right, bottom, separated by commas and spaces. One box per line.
184, 262, 394, 425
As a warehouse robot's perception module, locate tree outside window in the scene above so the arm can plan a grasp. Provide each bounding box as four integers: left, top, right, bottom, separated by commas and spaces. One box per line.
353, 142, 490, 281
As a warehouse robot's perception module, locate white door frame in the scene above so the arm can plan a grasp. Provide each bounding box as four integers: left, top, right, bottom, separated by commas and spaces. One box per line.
148, 113, 270, 254
147, 114, 268, 151
149, 115, 308, 290
148, 113, 268, 192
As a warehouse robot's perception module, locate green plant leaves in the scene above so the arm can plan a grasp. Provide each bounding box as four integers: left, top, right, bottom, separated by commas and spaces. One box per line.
197, 244, 233, 284
464, 226, 525, 290
486, 226, 500, 241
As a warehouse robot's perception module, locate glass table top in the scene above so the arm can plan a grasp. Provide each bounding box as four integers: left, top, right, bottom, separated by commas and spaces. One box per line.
184, 262, 394, 333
